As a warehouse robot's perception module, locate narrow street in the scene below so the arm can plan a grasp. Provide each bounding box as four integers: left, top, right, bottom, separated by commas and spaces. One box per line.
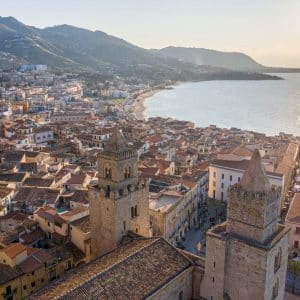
182, 198, 226, 255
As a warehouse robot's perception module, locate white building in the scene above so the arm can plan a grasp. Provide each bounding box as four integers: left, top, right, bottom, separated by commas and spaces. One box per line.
34, 127, 54, 144
208, 159, 284, 201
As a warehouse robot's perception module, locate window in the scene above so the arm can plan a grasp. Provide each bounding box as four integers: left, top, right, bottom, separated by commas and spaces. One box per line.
213, 181, 216, 187
131, 206, 138, 218
221, 183, 224, 189
123, 221, 126, 231
213, 261, 216, 268
238, 177, 241, 182
178, 291, 184, 300
213, 172, 216, 178
230, 175, 232, 181
5, 285, 12, 296
23, 285, 27, 290
274, 248, 282, 272
221, 173, 224, 179
295, 241, 299, 248
296, 227, 300, 234
105, 185, 111, 198
105, 168, 112, 179
212, 277, 214, 283
31, 281, 36, 288
134, 205, 138, 217
272, 278, 279, 299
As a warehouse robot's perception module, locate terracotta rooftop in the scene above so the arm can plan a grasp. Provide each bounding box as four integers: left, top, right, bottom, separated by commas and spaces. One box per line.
0, 172, 27, 183
31, 238, 192, 300
286, 193, 300, 223
23, 177, 55, 187
211, 158, 283, 178
0, 263, 22, 285
18, 248, 52, 273
14, 187, 60, 206
239, 150, 271, 193
0, 243, 27, 259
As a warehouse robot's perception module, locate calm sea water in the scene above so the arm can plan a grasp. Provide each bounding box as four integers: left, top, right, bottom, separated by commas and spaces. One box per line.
145, 73, 300, 136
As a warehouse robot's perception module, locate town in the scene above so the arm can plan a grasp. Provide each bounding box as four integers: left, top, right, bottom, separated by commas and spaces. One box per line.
0, 65, 299, 299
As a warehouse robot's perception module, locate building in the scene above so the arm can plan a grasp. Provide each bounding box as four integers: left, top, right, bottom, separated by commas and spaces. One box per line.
0, 243, 72, 300
34, 127, 54, 144
30, 237, 198, 300
149, 188, 198, 245
30, 148, 289, 300
208, 159, 284, 201
50, 112, 92, 123
285, 193, 300, 254
89, 129, 150, 257
201, 150, 289, 300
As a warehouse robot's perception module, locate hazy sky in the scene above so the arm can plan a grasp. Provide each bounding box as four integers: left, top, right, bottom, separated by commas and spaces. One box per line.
1, 0, 300, 67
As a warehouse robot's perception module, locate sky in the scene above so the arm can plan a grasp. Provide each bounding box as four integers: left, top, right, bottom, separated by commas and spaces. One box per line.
1, 0, 300, 67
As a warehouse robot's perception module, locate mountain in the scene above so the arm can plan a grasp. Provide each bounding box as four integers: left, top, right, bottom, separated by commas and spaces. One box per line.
0, 17, 282, 82
157, 47, 300, 73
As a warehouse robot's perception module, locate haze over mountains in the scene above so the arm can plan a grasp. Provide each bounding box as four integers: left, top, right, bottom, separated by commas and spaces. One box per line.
0, 16, 296, 81
157, 47, 300, 73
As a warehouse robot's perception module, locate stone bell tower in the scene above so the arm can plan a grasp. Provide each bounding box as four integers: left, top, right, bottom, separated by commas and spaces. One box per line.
89, 128, 150, 258
201, 150, 289, 300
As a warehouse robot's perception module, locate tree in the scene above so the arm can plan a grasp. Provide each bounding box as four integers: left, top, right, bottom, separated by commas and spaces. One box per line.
288, 260, 300, 294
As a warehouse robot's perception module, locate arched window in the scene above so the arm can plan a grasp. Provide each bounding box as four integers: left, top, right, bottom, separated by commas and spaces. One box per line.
131, 207, 135, 218
105, 167, 112, 179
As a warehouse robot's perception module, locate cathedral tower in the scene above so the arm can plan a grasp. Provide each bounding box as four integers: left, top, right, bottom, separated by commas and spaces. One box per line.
89, 129, 150, 258
201, 150, 289, 300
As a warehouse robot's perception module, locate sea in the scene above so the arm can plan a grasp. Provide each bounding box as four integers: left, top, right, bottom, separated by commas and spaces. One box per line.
144, 73, 300, 136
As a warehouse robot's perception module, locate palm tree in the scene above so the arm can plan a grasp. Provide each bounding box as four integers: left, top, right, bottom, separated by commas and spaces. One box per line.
288, 260, 300, 294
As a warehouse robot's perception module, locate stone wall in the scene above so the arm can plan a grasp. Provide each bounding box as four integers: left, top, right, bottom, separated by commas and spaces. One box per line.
89, 183, 150, 257
147, 267, 193, 300
227, 186, 280, 243
200, 231, 227, 300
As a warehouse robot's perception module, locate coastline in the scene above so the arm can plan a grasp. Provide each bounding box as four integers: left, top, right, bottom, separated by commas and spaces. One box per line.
132, 88, 167, 120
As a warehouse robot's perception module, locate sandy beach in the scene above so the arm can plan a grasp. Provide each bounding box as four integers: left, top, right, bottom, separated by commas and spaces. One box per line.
132, 88, 164, 120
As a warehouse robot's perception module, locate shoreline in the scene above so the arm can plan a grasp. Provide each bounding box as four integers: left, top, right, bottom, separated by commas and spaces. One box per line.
132, 87, 169, 120
129, 75, 300, 137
